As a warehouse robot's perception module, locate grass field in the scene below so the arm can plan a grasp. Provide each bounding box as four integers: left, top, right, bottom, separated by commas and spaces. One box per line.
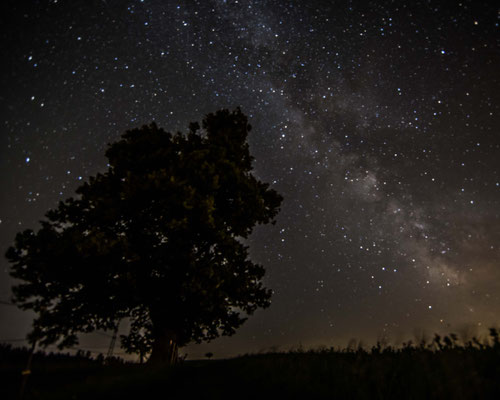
2, 332, 500, 399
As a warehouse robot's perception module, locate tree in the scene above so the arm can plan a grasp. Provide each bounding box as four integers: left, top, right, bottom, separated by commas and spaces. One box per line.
6, 108, 283, 364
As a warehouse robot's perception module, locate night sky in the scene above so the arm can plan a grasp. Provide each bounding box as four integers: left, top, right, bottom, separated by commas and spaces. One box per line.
1, 0, 499, 359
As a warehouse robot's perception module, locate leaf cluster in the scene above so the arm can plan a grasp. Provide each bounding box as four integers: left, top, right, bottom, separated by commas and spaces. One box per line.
6, 109, 282, 351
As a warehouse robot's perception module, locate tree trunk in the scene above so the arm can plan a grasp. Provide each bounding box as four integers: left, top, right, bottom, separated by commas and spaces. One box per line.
148, 325, 178, 365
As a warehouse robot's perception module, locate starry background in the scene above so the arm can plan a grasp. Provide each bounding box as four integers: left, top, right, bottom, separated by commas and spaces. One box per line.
1, 0, 499, 359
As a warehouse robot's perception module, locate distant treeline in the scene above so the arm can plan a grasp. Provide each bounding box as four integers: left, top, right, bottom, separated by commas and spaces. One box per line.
0, 343, 128, 369
3, 327, 500, 364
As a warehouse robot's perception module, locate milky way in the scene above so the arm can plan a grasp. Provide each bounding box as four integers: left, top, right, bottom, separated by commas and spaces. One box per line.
1, 0, 499, 358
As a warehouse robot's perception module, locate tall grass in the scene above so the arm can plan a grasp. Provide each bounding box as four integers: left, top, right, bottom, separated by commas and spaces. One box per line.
2, 329, 499, 399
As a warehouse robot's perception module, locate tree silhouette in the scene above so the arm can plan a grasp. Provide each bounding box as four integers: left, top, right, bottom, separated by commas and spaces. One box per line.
6, 108, 283, 364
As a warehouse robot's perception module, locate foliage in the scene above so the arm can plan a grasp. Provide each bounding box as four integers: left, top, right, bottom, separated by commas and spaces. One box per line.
2, 329, 500, 399
6, 108, 283, 362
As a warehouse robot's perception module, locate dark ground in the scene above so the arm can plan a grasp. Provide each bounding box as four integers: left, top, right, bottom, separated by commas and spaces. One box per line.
2, 337, 500, 400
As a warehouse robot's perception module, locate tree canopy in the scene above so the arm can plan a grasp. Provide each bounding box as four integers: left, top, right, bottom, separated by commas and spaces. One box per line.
6, 108, 283, 363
